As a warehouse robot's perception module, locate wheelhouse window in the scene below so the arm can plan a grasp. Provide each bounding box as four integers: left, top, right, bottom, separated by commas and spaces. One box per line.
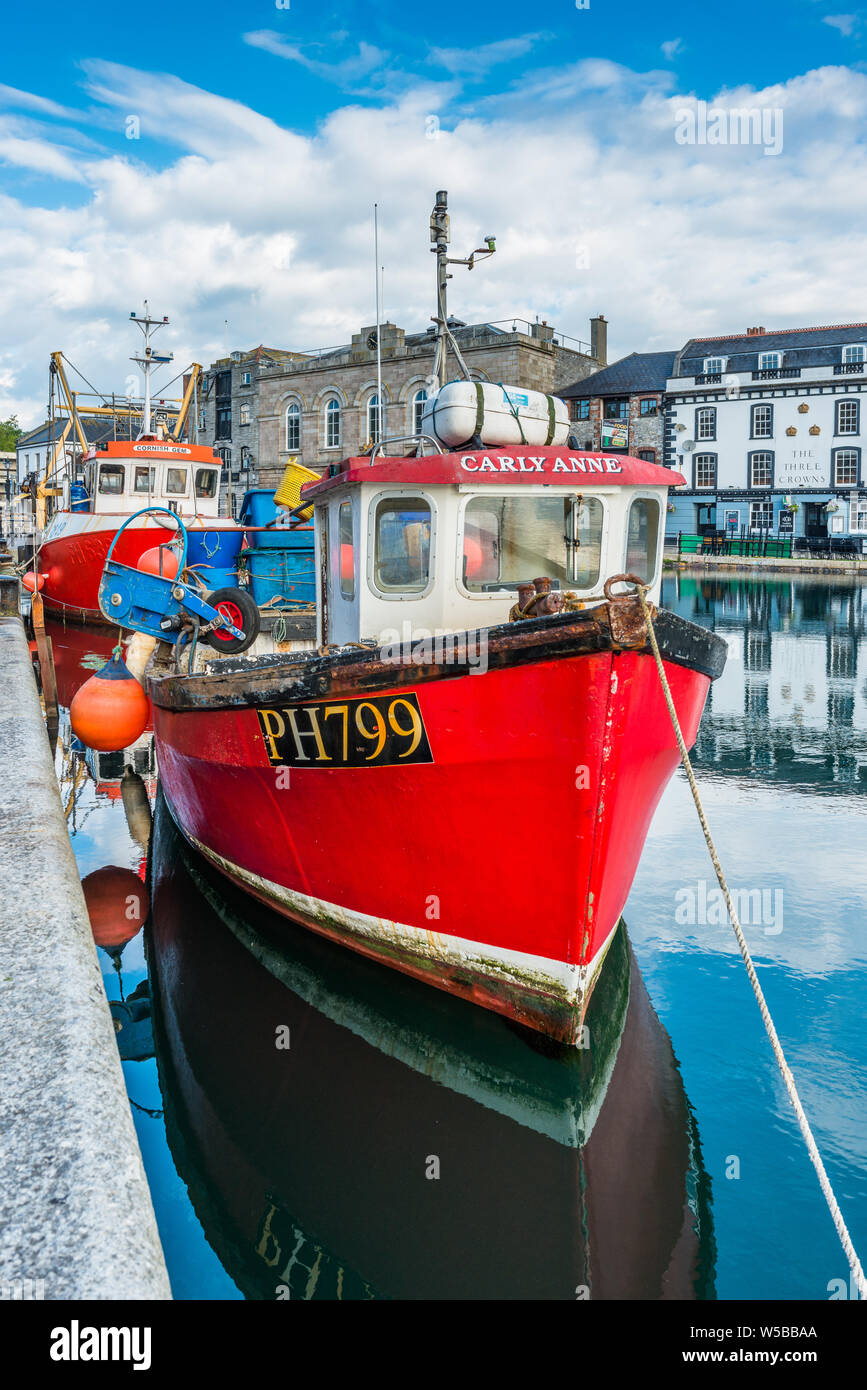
572, 399, 590, 421
696, 407, 716, 440
751, 403, 773, 438
413, 389, 428, 436
165, 467, 188, 495
461, 494, 603, 592
834, 449, 859, 487
836, 399, 859, 435
325, 398, 341, 449
286, 403, 301, 451
338, 500, 354, 599
133, 466, 155, 494
195, 468, 218, 498
625, 498, 660, 582
98, 464, 125, 494
694, 454, 716, 488
750, 452, 773, 488
373, 497, 430, 591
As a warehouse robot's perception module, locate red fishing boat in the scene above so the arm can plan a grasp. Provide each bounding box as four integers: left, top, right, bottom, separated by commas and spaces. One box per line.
134, 444, 725, 1044
34, 307, 242, 624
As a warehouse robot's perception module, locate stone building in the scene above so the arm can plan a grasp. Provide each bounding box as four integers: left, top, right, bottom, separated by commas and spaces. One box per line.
559, 351, 677, 464
215, 315, 607, 493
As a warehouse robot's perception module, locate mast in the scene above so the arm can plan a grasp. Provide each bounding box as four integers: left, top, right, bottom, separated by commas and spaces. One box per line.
130, 302, 173, 438
429, 190, 497, 389
374, 204, 384, 442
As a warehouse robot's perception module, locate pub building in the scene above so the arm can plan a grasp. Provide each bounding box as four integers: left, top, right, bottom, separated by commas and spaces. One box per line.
661, 324, 867, 548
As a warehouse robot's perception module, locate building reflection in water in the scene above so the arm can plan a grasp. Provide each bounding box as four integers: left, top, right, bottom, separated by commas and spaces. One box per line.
668, 574, 867, 791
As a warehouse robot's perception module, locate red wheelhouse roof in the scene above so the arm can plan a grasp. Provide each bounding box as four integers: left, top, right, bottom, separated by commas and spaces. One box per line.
301, 448, 684, 499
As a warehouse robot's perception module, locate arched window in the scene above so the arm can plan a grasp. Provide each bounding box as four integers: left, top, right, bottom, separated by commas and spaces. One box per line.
325, 398, 341, 449
413, 389, 428, 436
286, 403, 301, 451
367, 395, 381, 444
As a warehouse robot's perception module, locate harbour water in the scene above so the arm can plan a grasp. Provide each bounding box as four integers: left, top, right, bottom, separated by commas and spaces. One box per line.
48, 572, 867, 1299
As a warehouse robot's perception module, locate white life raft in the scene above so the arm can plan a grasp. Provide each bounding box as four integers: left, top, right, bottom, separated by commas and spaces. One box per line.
421, 380, 570, 449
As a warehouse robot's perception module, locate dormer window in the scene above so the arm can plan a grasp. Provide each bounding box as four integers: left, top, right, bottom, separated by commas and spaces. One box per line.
758, 352, 782, 371
703, 357, 725, 374
843, 345, 866, 364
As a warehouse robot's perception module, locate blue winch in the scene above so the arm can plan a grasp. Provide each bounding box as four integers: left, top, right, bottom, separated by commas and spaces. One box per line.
98, 508, 260, 657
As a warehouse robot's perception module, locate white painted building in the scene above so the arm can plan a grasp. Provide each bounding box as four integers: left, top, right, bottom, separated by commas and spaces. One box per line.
664, 324, 867, 545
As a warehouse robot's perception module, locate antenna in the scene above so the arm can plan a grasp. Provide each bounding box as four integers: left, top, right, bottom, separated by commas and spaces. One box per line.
374, 204, 384, 443
129, 302, 173, 437
430, 190, 496, 389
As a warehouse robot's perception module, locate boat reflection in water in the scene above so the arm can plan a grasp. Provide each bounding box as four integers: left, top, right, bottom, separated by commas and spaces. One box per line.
147, 789, 716, 1300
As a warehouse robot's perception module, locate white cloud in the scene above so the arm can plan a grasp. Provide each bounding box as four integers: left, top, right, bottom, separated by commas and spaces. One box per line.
661, 38, 683, 61
1, 59, 867, 429
823, 14, 858, 37
428, 34, 551, 78
243, 31, 390, 87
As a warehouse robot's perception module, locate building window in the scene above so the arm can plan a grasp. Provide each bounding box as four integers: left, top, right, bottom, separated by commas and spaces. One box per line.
751, 403, 773, 438
836, 399, 859, 435
239, 402, 251, 427
750, 452, 773, 488
367, 395, 382, 444
241, 370, 252, 386
216, 406, 232, 440
572, 399, 590, 421
704, 357, 725, 374
286, 403, 301, 451
694, 454, 717, 488
696, 407, 716, 441
413, 389, 428, 436
325, 398, 341, 449
833, 449, 859, 487
758, 352, 782, 371
843, 346, 865, 365
639, 399, 658, 416
637, 449, 656, 462
603, 399, 628, 420
849, 497, 867, 531
749, 500, 773, 529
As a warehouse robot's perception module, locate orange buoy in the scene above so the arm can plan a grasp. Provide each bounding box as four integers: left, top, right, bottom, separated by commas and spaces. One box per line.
81, 865, 149, 952
70, 652, 150, 753
22, 571, 45, 592
137, 544, 180, 579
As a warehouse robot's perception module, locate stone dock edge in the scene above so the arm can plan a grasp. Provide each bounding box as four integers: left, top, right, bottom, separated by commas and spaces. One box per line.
0, 612, 171, 1300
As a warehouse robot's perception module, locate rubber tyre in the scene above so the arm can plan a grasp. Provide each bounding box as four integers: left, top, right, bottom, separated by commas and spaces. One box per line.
203, 587, 261, 654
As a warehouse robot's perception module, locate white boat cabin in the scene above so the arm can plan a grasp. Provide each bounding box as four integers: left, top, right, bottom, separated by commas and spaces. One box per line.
303, 448, 683, 647
70, 438, 222, 518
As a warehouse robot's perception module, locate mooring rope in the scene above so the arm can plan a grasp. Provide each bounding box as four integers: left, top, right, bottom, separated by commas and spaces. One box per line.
633, 581, 866, 1300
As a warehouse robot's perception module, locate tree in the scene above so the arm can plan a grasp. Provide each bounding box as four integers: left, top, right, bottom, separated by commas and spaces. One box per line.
0, 415, 22, 452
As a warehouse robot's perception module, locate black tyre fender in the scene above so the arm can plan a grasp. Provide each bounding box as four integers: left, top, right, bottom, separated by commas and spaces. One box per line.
203, 586, 260, 654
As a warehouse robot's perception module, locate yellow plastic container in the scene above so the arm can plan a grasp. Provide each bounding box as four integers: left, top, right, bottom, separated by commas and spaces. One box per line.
274, 457, 320, 520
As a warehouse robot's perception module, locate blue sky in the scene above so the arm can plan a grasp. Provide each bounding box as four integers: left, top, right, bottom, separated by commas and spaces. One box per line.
2, 0, 866, 424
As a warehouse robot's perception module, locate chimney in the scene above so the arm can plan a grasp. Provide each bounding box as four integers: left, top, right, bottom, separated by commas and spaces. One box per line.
746, 326, 766, 336
590, 315, 607, 366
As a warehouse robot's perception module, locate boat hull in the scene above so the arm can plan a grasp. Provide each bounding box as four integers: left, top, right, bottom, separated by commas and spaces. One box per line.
150, 606, 725, 1043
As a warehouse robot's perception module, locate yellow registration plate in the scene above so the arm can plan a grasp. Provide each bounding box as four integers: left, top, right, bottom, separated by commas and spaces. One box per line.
257, 693, 433, 769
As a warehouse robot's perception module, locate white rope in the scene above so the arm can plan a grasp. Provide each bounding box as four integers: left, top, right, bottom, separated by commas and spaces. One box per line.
635, 582, 867, 1300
